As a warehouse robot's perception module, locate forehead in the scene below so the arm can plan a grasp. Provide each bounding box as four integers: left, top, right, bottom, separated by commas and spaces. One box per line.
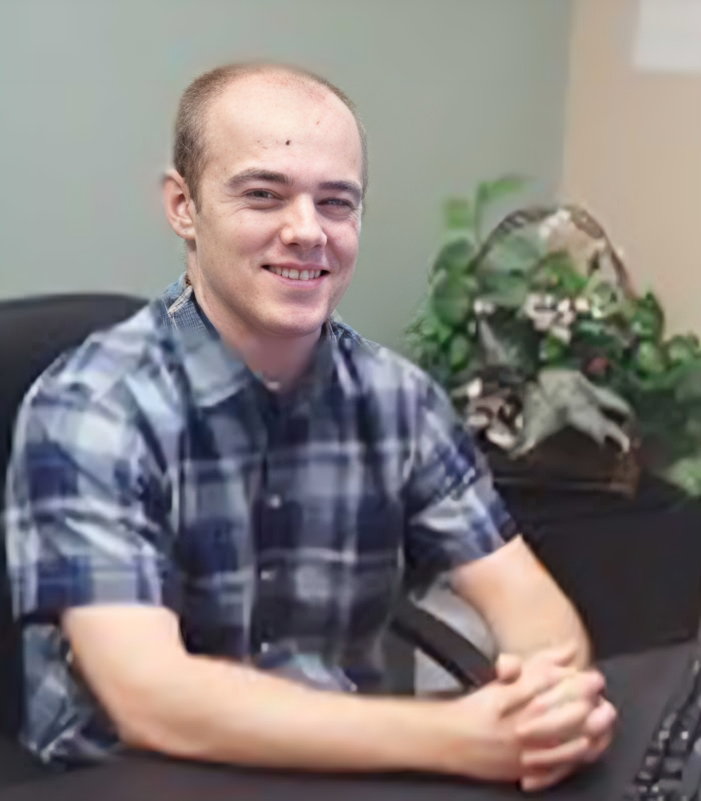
202, 73, 363, 181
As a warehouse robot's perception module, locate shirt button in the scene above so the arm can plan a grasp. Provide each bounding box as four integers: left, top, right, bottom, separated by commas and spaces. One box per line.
267, 494, 283, 509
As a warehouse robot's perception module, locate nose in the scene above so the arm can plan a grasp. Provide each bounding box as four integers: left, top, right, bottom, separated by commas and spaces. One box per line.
279, 196, 327, 251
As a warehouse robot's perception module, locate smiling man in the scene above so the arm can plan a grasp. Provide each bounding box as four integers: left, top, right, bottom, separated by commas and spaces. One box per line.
6, 63, 615, 791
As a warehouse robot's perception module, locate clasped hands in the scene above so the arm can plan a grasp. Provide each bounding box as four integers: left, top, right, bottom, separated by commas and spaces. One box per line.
447, 641, 617, 792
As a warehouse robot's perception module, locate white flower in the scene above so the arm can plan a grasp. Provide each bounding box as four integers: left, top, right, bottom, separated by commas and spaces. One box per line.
473, 298, 496, 316
550, 325, 572, 344
524, 293, 558, 332
574, 297, 590, 314
452, 378, 484, 402
466, 378, 483, 400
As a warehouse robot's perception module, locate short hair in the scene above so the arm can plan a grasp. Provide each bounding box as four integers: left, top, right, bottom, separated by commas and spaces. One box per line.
173, 62, 368, 208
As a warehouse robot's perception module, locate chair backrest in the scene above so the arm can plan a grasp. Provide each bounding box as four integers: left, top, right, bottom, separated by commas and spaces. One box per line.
0, 293, 146, 736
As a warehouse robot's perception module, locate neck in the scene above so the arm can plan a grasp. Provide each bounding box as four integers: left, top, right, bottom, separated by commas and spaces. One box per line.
188, 274, 321, 392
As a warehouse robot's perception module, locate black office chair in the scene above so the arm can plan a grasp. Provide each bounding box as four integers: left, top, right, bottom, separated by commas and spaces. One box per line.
0, 292, 492, 787
0, 294, 152, 785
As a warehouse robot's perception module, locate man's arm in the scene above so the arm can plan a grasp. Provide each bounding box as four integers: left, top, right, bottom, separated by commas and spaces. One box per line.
450, 536, 609, 792
62, 604, 585, 780
450, 535, 590, 668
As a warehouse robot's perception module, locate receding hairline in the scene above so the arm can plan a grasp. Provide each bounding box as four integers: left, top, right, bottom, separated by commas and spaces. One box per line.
206, 66, 361, 141
173, 61, 368, 207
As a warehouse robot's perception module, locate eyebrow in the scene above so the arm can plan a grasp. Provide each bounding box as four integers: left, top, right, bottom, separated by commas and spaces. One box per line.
226, 169, 363, 205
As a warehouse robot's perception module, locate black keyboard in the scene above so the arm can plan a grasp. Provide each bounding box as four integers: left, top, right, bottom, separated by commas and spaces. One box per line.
626, 652, 701, 800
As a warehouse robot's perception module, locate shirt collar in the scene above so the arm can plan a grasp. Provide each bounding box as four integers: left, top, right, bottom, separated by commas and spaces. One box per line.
160, 274, 338, 409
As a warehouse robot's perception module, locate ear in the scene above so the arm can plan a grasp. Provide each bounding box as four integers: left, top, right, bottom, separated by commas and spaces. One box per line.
162, 169, 196, 241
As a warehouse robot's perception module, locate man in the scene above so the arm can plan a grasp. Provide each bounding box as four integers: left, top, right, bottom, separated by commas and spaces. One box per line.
5, 63, 615, 791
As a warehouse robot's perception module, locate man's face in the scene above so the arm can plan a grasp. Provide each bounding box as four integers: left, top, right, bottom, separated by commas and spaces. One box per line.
184, 74, 363, 341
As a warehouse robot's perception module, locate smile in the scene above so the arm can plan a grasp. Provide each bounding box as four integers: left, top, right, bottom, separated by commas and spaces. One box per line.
264, 265, 328, 282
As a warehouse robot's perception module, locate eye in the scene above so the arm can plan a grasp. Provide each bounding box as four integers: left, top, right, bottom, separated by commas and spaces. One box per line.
245, 190, 277, 200
319, 198, 357, 213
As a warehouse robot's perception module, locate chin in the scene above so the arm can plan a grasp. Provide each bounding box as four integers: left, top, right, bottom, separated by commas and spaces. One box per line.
265, 313, 328, 339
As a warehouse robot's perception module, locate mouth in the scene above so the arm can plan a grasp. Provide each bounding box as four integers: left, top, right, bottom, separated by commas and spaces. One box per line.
263, 265, 329, 285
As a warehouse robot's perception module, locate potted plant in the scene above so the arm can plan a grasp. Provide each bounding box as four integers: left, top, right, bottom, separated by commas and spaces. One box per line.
407, 178, 701, 496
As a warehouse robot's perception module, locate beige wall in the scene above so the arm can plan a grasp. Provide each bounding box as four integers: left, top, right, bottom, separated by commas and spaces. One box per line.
562, 0, 701, 335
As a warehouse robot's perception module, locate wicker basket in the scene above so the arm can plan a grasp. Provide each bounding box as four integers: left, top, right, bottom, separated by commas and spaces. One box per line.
472, 204, 641, 497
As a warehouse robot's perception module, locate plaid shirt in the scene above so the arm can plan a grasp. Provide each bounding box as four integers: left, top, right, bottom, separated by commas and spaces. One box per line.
5, 276, 513, 765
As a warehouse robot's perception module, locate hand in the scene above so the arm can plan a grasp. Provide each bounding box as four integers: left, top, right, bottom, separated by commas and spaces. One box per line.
436, 658, 570, 782
495, 645, 617, 792
516, 672, 616, 792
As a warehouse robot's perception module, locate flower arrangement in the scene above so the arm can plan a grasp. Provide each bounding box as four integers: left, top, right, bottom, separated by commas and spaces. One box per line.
407, 177, 701, 495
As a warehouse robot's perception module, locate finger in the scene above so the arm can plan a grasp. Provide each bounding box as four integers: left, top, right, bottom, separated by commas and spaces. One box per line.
583, 699, 617, 740
522, 671, 605, 718
495, 653, 522, 684
516, 700, 592, 743
499, 667, 564, 716
521, 735, 591, 769
520, 764, 574, 793
582, 730, 614, 764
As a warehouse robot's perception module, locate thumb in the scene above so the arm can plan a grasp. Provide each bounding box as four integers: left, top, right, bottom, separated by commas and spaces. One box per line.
495, 653, 522, 684
499, 665, 562, 717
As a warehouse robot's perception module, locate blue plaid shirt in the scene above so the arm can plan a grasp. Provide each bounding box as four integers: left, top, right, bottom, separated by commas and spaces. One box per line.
5, 276, 513, 765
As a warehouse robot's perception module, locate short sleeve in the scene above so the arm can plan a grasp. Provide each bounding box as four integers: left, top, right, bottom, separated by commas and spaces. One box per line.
404, 377, 516, 578
4, 382, 179, 623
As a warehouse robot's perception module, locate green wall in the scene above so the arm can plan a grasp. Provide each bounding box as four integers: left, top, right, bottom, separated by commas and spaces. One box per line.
0, 0, 572, 351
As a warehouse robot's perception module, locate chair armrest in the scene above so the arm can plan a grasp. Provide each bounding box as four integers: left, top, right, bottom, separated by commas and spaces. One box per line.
389, 597, 496, 690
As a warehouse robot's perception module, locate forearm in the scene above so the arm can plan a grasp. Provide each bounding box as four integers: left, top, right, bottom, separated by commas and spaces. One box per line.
486, 583, 590, 668
113, 652, 449, 773
451, 537, 591, 668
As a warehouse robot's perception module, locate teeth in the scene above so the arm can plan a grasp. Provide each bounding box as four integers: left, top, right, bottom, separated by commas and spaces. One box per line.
268, 266, 324, 281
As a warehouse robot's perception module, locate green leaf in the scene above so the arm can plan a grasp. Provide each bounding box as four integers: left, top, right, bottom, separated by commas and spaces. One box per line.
474, 174, 527, 241
486, 232, 544, 274
443, 197, 474, 231
635, 341, 667, 376
435, 317, 455, 346
430, 271, 474, 328
684, 414, 701, 441
534, 251, 588, 295
662, 456, 701, 496
674, 363, 701, 403
449, 334, 472, 371
627, 292, 665, 341
480, 272, 530, 309
430, 234, 477, 280
540, 334, 568, 364
667, 334, 701, 366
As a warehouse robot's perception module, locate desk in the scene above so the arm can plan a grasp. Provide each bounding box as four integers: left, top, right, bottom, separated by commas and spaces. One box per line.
0, 641, 694, 801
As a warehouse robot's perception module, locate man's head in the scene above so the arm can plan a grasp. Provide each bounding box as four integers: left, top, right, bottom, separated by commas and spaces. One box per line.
162, 62, 367, 345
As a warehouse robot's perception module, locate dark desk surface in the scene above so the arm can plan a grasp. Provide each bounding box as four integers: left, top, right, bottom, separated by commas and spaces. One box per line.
0, 641, 695, 801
